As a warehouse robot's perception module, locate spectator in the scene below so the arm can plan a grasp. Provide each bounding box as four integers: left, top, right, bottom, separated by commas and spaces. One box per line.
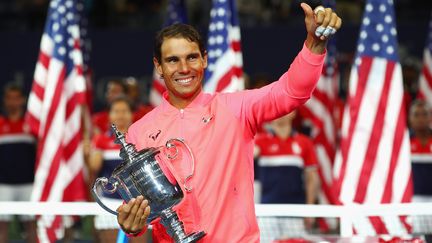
92, 79, 127, 135
0, 83, 37, 243
254, 111, 320, 241
89, 96, 149, 242
409, 99, 432, 234
124, 77, 153, 122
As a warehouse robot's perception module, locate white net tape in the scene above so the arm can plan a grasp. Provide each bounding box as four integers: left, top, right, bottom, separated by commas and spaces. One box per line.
1, 202, 432, 241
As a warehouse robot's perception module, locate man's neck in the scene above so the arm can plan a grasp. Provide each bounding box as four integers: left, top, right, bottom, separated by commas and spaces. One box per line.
167, 91, 202, 109
415, 129, 431, 145
7, 111, 23, 122
271, 124, 292, 140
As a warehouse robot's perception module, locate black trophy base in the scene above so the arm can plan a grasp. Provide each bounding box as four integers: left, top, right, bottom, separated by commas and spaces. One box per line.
180, 231, 206, 243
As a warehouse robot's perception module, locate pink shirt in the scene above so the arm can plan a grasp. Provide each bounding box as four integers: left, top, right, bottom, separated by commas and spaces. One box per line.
127, 44, 325, 242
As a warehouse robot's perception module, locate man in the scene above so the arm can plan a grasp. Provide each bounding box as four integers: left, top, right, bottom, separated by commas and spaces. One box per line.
254, 112, 319, 241
0, 83, 37, 243
409, 100, 432, 234
117, 3, 341, 242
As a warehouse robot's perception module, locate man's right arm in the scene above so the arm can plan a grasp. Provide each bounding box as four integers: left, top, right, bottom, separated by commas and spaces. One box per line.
116, 195, 150, 236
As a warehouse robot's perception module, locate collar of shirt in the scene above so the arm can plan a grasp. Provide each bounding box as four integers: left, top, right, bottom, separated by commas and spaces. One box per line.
160, 91, 213, 113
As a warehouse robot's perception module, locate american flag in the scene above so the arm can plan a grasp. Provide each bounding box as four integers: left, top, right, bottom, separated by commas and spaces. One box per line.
417, 12, 432, 109
300, 0, 339, 231
203, 0, 244, 93
26, 0, 87, 241
333, 0, 412, 235
149, 0, 187, 106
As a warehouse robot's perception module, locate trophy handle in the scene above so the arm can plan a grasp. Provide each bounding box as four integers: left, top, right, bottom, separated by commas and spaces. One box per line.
164, 138, 195, 192
92, 177, 119, 216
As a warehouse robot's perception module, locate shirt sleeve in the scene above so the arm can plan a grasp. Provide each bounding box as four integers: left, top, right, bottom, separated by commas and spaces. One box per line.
300, 136, 318, 168
220, 43, 326, 136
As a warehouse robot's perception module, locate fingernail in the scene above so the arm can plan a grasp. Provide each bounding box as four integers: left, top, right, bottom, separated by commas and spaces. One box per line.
130, 198, 136, 203
315, 26, 325, 37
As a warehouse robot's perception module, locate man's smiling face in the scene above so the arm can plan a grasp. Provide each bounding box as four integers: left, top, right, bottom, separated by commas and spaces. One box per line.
154, 37, 208, 108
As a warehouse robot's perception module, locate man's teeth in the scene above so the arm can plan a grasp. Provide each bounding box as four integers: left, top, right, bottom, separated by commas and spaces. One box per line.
177, 77, 192, 83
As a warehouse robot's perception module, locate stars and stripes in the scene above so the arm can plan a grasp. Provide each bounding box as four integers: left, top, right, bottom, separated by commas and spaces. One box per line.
203, 0, 244, 93
26, 0, 87, 241
149, 0, 187, 106
417, 12, 432, 110
333, 0, 412, 235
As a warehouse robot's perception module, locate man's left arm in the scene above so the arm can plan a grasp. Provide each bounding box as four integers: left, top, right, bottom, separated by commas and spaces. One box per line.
221, 4, 341, 134
283, 3, 342, 99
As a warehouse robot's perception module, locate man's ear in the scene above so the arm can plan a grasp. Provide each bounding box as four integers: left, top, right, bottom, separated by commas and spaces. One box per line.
153, 57, 163, 76
203, 51, 208, 68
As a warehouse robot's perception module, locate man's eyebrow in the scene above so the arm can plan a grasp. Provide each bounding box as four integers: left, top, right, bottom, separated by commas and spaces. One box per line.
163, 52, 201, 61
187, 53, 200, 57
163, 55, 178, 61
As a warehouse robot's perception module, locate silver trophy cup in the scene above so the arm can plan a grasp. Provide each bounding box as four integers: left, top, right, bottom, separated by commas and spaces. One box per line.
92, 124, 206, 243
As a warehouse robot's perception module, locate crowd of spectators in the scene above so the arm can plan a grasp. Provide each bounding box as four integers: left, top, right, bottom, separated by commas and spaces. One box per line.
1, 0, 431, 31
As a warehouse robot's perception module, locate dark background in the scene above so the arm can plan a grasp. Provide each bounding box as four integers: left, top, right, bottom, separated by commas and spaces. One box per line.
0, 0, 431, 110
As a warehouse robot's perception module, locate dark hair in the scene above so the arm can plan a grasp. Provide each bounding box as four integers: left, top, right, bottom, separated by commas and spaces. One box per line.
107, 79, 128, 94
3, 82, 24, 96
108, 95, 134, 112
153, 23, 206, 63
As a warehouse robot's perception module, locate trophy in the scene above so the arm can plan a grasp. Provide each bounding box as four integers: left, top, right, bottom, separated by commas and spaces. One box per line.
92, 124, 206, 243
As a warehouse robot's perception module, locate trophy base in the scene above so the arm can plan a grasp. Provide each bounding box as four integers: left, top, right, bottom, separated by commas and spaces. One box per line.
160, 208, 206, 243
179, 231, 206, 243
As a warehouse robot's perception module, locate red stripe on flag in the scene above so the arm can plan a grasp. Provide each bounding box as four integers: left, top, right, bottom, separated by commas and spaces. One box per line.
422, 65, 432, 88
65, 91, 86, 120
334, 57, 373, 196
76, 64, 83, 76
63, 132, 87, 202
299, 107, 336, 164
40, 146, 63, 201
381, 91, 408, 204
39, 52, 51, 69
382, 93, 412, 233
300, 101, 328, 135
215, 66, 242, 92
37, 67, 66, 202
46, 215, 63, 242
312, 88, 333, 110
400, 171, 413, 232
63, 169, 87, 201
231, 41, 241, 52
63, 131, 81, 161
354, 61, 394, 203
368, 216, 389, 235
315, 133, 336, 160
41, 67, 66, 140
31, 80, 45, 100
153, 79, 166, 94
26, 112, 41, 138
